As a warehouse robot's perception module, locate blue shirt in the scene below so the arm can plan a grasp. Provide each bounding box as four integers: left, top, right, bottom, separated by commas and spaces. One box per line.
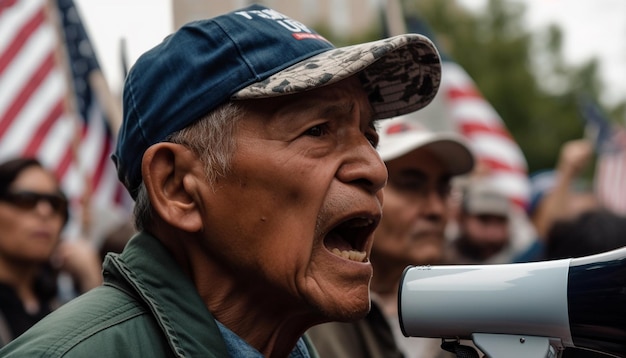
217, 320, 311, 358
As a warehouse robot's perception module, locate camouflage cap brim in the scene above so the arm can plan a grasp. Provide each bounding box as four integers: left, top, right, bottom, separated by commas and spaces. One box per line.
233, 34, 441, 120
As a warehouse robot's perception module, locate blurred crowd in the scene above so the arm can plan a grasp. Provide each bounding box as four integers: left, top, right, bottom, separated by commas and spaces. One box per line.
0, 157, 137, 346
2, 117, 625, 357
306, 110, 626, 358
1, 3, 625, 358
3, 115, 622, 355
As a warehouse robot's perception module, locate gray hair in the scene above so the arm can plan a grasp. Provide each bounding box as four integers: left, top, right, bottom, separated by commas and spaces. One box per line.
133, 102, 243, 232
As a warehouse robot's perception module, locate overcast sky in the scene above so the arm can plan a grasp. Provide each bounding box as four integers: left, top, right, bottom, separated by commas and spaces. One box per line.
75, 0, 626, 111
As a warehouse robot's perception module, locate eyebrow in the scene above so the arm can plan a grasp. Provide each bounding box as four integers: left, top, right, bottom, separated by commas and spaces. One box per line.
393, 168, 427, 180
323, 100, 377, 125
393, 168, 452, 183
308, 101, 351, 119
285, 98, 375, 125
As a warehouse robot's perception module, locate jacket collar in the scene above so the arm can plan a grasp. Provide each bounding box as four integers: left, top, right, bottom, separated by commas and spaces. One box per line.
105, 232, 229, 357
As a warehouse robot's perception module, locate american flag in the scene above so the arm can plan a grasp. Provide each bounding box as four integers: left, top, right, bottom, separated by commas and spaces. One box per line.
441, 60, 530, 208
384, 9, 531, 208
579, 95, 626, 215
0, 0, 130, 244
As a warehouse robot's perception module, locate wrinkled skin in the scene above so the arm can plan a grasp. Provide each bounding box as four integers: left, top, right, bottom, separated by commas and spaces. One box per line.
144, 76, 387, 357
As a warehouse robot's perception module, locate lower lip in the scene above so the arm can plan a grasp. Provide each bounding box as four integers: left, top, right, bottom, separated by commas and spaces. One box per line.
29, 232, 54, 241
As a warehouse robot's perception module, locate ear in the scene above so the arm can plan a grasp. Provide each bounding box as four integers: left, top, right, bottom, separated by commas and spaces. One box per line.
141, 143, 204, 232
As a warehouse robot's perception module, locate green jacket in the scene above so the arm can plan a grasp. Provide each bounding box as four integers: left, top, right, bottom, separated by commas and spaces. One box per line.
0, 232, 318, 357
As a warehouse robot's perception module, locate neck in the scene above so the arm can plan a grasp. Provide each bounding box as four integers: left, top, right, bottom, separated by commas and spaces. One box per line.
159, 230, 311, 358
203, 273, 311, 357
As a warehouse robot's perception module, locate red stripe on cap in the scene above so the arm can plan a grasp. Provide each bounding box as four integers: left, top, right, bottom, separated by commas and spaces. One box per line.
448, 85, 482, 100
459, 122, 513, 140
386, 123, 413, 135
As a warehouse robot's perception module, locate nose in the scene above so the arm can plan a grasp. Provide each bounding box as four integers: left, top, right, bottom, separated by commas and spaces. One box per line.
427, 190, 447, 212
337, 139, 388, 194
34, 199, 56, 218
422, 189, 447, 221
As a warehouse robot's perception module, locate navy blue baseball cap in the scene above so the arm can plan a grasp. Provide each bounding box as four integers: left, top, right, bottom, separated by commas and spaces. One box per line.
113, 4, 442, 199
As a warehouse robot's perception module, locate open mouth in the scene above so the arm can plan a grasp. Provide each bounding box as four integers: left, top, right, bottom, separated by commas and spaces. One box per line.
324, 216, 378, 262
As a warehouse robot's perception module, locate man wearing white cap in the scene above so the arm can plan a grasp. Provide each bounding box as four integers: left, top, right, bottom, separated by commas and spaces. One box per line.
445, 180, 513, 264
308, 115, 475, 358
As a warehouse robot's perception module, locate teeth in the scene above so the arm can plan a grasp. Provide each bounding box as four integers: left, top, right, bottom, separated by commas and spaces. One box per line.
331, 248, 367, 262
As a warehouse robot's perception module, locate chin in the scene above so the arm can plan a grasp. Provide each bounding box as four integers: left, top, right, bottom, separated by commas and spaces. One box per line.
332, 303, 371, 323
315, 288, 371, 323
24, 251, 56, 263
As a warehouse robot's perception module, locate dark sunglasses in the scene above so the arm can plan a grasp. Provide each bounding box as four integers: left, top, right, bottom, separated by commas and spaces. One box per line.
0, 190, 68, 216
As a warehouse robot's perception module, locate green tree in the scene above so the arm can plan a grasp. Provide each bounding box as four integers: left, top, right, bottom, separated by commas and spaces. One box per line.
316, 0, 625, 174
402, 0, 625, 173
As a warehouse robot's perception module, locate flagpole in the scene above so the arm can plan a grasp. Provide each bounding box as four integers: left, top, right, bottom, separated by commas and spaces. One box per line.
46, 0, 77, 123
48, 0, 122, 139
89, 71, 122, 137
46, 0, 92, 239
384, 0, 407, 36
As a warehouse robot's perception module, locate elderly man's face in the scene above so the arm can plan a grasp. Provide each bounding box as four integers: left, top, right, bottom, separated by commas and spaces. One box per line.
372, 148, 451, 269
198, 77, 386, 322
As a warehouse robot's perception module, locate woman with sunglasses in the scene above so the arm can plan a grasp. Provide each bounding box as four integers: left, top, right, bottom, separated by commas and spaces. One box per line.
0, 157, 101, 346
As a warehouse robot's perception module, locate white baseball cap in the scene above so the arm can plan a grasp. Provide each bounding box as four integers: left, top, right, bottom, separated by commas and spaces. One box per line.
377, 115, 475, 175
462, 180, 511, 216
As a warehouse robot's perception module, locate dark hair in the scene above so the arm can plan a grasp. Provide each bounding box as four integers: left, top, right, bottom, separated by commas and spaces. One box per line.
546, 209, 626, 259
0, 157, 43, 193
0, 157, 69, 224
0, 158, 63, 306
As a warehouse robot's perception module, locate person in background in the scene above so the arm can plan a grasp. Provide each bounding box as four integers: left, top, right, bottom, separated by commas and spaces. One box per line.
308, 115, 475, 358
97, 219, 135, 261
546, 209, 626, 260
444, 180, 512, 264
0, 157, 102, 347
0, 4, 442, 357
528, 138, 597, 241
515, 138, 598, 263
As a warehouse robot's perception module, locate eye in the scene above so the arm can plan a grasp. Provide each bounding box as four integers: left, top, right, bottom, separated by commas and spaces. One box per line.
438, 182, 452, 199
366, 121, 379, 147
389, 175, 427, 193
305, 124, 328, 137
366, 130, 379, 148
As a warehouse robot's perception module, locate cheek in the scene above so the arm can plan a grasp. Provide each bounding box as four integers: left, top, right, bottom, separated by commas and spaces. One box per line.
0, 212, 59, 261
374, 193, 445, 264
486, 224, 510, 242
237, 152, 330, 203
0, 212, 20, 250
379, 193, 418, 233
464, 219, 483, 236
237, 150, 335, 221
374, 197, 415, 249
205, 159, 332, 274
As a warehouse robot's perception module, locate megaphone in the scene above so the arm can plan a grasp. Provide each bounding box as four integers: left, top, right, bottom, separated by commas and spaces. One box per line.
399, 246, 626, 358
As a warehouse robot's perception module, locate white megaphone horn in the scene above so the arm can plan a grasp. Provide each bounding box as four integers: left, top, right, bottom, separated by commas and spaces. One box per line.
399, 246, 626, 358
